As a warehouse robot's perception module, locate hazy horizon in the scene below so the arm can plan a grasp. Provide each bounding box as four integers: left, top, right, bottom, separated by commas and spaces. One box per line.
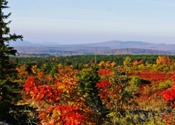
8, 0, 175, 44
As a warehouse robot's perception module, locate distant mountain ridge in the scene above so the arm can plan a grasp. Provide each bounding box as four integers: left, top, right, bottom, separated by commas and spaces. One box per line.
11, 40, 175, 56
11, 40, 175, 50
81, 40, 175, 51
10, 40, 32, 46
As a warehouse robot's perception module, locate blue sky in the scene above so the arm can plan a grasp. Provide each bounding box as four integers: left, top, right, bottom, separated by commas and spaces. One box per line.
7, 0, 175, 44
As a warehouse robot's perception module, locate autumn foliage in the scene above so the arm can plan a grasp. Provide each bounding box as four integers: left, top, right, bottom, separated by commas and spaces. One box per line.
24, 76, 62, 103
161, 74, 175, 108
16, 56, 175, 124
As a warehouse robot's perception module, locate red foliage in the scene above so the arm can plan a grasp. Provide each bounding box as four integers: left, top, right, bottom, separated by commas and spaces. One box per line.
23, 76, 62, 103
54, 105, 84, 125
96, 80, 111, 89
139, 60, 144, 64
161, 113, 175, 125
98, 89, 110, 99
132, 60, 144, 66
172, 74, 175, 83
23, 76, 38, 98
96, 79, 122, 107
98, 69, 112, 76
138, 71, 171, 82
96, 80, 112, 100
161, 84, 175, 106
38, 105, 84, 125
161, 75, 175, 108
23, 70, 91, 125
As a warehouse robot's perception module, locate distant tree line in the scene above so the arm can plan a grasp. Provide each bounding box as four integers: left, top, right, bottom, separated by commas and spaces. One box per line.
13, 55, 175, 70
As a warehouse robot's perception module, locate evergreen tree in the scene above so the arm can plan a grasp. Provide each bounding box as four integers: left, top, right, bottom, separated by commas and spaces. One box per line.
0, 0, 35, 124
78, 66, 109, 122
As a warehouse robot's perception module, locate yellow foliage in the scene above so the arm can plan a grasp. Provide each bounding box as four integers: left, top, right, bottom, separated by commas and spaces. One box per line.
16, 65, 28, 80
156, 56, 172, 65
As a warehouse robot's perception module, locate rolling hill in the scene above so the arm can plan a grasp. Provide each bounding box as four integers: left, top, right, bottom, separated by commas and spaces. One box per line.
11, 40, 175, 56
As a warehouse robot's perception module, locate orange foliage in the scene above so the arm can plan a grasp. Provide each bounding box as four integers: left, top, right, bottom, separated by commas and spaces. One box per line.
98, 69, 112, 76
24, 76, 62, 104
132, 60, 143, 66
23, 67, 97, 124
16, 65, 28, 79
96, 79, 122, 109
138, 71, 171, 82
20, 56, 175, 124
156, 56, 173, 65
38, 105, 84, 125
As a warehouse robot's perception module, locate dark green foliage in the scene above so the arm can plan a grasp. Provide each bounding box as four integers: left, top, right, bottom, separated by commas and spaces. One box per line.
13, 55, 175, 70
0, 0, 23, 79
0, 0, 36, 124
49, 65, 58, 77
78, 66, 108, 118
